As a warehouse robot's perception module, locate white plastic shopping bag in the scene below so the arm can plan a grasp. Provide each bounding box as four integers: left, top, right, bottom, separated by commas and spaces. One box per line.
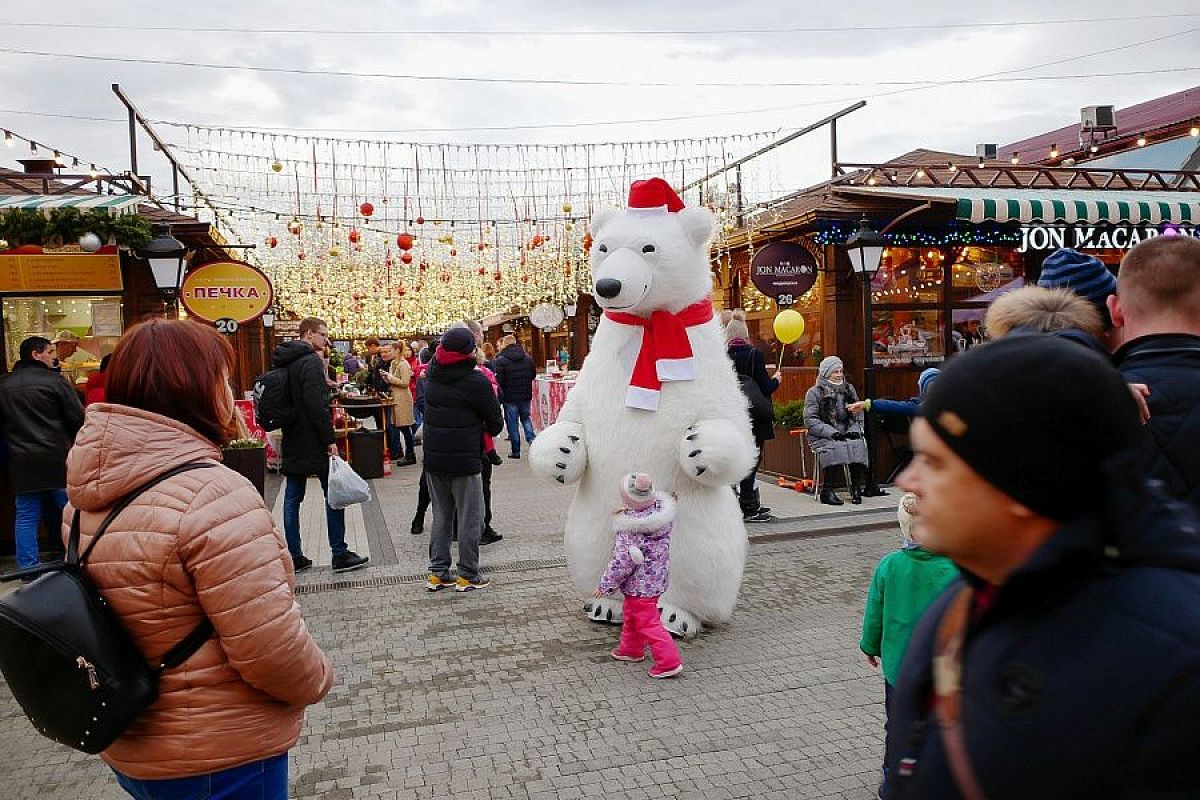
327, 455, 371, 509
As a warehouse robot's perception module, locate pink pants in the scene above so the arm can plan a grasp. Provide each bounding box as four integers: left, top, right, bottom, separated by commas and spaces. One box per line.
615, 595, 682, 670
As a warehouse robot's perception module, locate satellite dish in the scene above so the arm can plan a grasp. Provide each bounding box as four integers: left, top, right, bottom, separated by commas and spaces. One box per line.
529, 303, 565, 330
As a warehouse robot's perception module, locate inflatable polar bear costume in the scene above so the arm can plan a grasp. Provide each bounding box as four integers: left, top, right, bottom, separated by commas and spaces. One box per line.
529, 178, 757, 637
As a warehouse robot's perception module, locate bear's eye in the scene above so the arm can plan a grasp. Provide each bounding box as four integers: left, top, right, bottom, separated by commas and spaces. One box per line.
642, 244, 656, 254
597, 243, 608, 253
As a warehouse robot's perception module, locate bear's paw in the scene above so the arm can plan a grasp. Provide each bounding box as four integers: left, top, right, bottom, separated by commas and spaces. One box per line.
677, 418, 758, 487
583, 596, 623, 625
529, 421, 588, 485
658, 602, 703, 638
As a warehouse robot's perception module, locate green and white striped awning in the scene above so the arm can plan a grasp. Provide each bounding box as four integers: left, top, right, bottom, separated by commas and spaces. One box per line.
837, 186, 1200, 225
0, 194, 143, 215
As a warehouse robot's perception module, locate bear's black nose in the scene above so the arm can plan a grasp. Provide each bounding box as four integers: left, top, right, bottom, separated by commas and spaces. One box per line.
595, 278, 622, 298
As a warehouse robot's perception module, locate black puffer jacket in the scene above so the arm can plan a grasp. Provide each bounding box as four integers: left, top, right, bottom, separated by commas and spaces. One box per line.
493, 343, 536, 404
272, 340, 335, 478
885, 463, 1200, 799
0, 360, 84, 492
1114, 333, 1200, 513
422, 356, 503, 476
728, 342, 779, 441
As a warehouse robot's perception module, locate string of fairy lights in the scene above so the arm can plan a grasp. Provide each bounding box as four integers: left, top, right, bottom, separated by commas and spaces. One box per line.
174, 126, 787, 337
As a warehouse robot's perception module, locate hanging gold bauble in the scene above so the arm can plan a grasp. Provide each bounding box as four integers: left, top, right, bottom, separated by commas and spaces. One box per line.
271, 160, 283, 173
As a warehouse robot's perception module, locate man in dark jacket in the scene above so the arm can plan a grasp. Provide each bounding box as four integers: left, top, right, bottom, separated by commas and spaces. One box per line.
725, 313, 778, 521
885, 335, 1200, 799
0, 336, 84, 570
1109, 235, 1200, 513
492, 334, 537, 459
274, 317, 368, 574
422, 327, 503, 592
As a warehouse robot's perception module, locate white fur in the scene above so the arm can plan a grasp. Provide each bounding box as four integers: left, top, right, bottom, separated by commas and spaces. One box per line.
612, 492, 677, 533
530, 199, 758, 628
628, 546, 645, 565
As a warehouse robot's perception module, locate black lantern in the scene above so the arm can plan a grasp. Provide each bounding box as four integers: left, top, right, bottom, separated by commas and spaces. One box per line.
140, 223, 187, 304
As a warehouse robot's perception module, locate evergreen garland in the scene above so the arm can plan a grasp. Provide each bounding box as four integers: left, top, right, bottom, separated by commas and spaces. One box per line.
0, 208, 152, 250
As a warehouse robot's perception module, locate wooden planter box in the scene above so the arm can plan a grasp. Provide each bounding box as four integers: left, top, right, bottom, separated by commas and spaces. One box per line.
221, 446, 267, 498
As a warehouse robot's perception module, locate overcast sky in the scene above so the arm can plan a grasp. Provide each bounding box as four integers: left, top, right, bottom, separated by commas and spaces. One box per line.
2, 0, 1198, 219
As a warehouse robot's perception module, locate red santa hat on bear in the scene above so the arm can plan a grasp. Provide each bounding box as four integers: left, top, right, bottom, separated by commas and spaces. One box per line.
627, 177, 685, 214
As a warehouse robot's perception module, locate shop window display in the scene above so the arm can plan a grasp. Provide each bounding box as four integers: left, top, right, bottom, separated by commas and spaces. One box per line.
871, 247, 944, 306
949, 246, 1025, 303
871, 309, 944, 367
3, 296, 122, 385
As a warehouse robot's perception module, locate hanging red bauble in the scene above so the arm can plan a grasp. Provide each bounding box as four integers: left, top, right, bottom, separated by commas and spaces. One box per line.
478, 267, 487, 276
360, 202, 375, 217
396, 284, 406, 297
414, 283, 424, 292
287, 220, 303, 235
400, 252, 413, 264
396, 233, 415, 250
476, 242, 486, 252
267, 236, 278, 248
348, 228, 361, 244
521, 274, 530, 283
416, 216, 425, 225
297, 252, 306, 261
493, 271, 503, 282
449, 248, 457, 257
395, 311, 404, 319
582, 232, 593, 250
439, 271, 451, 283
385, 257, 394, 267
418, 261, 428, 272
530, 235, 544, 248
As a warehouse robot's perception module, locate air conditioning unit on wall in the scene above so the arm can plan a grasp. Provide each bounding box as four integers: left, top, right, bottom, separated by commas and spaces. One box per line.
1081, 105, 1117, 131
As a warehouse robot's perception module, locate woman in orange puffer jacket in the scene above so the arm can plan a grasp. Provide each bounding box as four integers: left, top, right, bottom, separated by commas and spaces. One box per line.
64, 318, 333, 799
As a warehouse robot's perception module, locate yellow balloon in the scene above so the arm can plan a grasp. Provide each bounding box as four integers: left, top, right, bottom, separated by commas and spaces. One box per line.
773, 309, 806, 344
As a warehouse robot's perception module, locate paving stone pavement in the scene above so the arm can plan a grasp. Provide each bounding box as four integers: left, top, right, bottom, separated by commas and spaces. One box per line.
0, 449, 901, 799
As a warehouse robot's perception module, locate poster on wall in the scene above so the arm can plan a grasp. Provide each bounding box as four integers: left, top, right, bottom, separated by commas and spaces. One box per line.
89, 300, 123, 337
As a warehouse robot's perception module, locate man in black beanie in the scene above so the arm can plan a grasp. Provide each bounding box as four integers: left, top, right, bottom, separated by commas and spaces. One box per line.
883, 334, 1200, 800
421, 327, 503, 592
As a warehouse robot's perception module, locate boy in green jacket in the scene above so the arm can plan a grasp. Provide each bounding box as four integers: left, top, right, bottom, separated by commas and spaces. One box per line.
860, 493, 959, 797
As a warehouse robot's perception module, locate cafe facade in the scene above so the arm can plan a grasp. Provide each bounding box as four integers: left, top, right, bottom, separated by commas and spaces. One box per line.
715, 151, 1200, 478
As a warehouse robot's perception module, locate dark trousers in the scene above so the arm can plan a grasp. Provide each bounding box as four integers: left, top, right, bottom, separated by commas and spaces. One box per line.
414, 467, 431, 524
881, 680, 894, 796
737, 441, 764, 513
481, 455, 493, 529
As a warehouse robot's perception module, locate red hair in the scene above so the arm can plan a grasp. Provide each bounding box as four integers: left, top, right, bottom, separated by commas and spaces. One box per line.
106, 318, 236, 445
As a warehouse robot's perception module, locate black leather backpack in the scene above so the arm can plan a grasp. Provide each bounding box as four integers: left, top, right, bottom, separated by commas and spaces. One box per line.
0, 462, 216, 754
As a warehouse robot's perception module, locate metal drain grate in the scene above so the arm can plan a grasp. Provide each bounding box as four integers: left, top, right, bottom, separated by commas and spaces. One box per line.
296, 556, 568, 594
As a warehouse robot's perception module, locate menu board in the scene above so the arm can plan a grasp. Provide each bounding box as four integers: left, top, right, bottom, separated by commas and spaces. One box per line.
0, 254, 123, 293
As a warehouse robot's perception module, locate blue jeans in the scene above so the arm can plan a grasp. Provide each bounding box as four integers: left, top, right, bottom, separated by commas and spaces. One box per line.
114, 753, 287, 799
503, 401, 536, 455
14, 489, 67, 569
283, 474, 347, 559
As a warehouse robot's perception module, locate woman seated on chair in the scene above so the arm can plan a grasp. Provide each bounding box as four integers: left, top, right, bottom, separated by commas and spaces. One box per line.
803, 355, 869, 506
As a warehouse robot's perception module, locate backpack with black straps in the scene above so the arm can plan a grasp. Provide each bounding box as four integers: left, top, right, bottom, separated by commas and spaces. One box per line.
252, 365, 295, 431
0, 462, 216, 754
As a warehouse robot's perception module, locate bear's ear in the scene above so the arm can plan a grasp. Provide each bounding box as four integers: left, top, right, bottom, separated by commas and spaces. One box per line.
677, 207, 715, 248
590, 207, 620, 235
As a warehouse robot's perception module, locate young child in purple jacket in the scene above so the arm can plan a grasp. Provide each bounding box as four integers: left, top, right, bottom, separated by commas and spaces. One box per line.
593, 472, 683, 678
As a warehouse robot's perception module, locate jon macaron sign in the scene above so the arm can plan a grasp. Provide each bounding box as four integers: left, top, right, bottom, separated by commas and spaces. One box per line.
180, 260, 274, 324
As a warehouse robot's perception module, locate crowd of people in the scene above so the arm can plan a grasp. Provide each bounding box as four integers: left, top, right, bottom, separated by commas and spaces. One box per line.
1, 234, 1199, 797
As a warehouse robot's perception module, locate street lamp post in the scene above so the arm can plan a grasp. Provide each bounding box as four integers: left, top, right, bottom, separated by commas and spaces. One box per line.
139, 223, 188, 314
844, 217, 888, 497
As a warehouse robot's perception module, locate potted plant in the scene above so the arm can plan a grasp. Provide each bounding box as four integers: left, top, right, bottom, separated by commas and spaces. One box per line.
222, 438, 268, 498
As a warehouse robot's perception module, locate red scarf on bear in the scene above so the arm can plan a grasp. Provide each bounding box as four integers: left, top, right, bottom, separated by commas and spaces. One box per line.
604, 298, 714, 411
